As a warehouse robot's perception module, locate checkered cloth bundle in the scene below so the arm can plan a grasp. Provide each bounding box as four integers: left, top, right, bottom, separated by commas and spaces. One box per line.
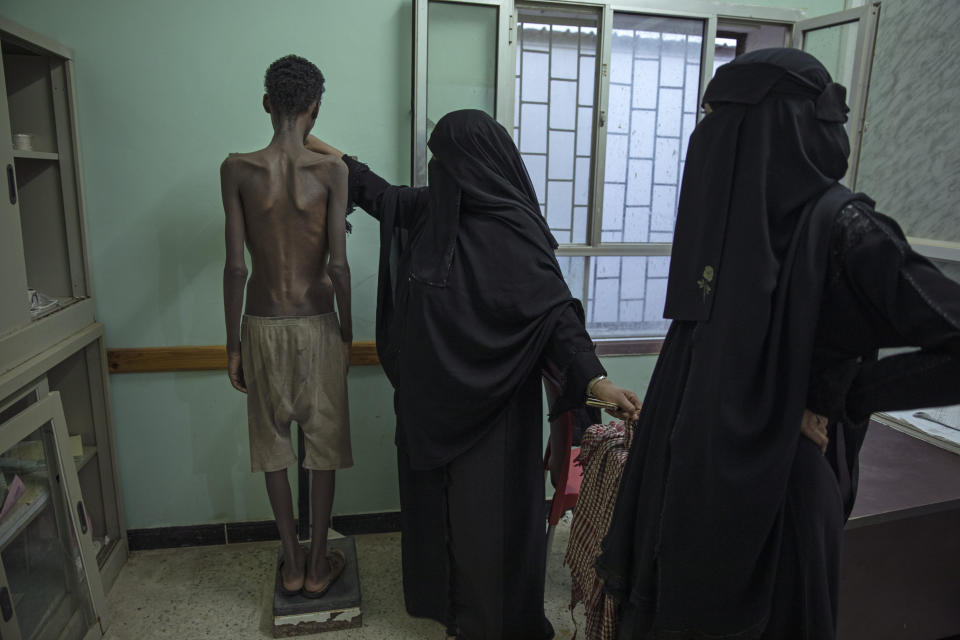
565, 420, 634, 640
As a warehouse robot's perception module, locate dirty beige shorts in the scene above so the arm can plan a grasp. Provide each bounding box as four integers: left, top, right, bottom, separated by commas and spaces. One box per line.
241, 313, 352, 473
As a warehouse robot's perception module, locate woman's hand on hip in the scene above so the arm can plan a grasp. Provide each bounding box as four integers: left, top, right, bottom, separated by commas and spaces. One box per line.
801, 409, 829, 454
592, 378, 641, 423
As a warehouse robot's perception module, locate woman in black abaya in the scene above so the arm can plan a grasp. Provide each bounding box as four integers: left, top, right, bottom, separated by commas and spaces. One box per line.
307, 110, 641, 640
596, 48, 960, 639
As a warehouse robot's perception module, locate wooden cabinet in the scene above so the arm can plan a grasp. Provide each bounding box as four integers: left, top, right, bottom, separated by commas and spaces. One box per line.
0, 16, 126, 638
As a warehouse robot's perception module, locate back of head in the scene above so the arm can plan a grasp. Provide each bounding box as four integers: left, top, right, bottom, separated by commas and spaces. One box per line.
704, 47, 850, 182
264, 55, 325, 118
427, 109, 556, 248
730, 47, 832, 86
665, 47, 852, 321
429, 109, 512, 161
427, 109, 534, 207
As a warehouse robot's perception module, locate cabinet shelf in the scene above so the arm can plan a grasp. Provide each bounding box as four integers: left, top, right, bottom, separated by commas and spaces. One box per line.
13, 150, 59, 161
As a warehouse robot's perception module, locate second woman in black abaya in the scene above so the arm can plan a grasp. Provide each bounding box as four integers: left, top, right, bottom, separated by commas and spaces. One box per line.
596, 48, 960, 639
307, 110, 640, 640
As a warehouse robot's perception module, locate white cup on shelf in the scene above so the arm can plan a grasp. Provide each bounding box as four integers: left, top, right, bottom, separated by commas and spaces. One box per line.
12, 133, 33, 151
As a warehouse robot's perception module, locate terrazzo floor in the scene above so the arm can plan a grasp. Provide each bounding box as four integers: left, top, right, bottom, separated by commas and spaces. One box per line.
101, 515, 586, 639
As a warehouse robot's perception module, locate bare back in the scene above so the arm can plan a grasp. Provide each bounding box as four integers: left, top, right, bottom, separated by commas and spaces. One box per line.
225, 148, 343, 317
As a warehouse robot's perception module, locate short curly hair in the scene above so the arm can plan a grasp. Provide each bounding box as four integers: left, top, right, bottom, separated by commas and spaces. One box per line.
264, 55, 325, 118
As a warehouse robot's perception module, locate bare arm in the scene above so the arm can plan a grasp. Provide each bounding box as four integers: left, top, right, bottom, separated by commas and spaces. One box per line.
326, 159, 352, 346
221, 157, 248, 392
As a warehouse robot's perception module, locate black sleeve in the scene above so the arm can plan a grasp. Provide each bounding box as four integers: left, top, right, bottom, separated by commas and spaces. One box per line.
843, 207, 960, 352
543, 304, 606, 419
342, 154, 428, 228
845, 351, 960, 422
807, 206, 960, 422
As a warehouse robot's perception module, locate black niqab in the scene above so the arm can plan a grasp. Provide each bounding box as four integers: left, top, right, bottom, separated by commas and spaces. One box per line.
598, 48, 873, 636
376, 109, 581, 470
665, 48, 851, 321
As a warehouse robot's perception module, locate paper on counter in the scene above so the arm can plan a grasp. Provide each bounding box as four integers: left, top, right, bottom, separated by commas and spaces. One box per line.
876, 405, 960, 455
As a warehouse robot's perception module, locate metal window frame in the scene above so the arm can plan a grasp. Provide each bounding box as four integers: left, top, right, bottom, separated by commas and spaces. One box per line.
412, 0, 513, 187
545, 2, 803, 258
575, 4, 715, 257
413, 2, 905, 343
413, 0, 806, 239
794, 3, 880, 191
514, 1, 605, 246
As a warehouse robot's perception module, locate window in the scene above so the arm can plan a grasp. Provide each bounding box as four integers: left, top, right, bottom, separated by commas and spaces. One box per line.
795, 5, 881, 185
713, 34, 743, 72
715, 20, 793, 72
513, 7, 599, 245
514, 9, 705, 339
413, 1, 875, 345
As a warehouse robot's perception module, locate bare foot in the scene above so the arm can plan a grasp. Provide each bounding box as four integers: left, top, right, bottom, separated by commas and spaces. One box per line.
280, 546, 306, 592
304, 554, 333, 592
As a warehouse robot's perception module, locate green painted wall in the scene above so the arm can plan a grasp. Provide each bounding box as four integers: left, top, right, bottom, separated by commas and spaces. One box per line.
2, 0, 420, 529
728, 0, 841, 17
427, 2, 497, 127
1, 0, 838, 529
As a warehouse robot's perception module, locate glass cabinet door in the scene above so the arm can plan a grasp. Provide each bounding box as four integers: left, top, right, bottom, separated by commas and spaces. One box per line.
0, 391, 104, 640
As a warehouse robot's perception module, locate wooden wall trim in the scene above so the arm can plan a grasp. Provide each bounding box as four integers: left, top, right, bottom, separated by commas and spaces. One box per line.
107, 342, 380, 373
595, 338, 664, 356
108, 338, 660, 373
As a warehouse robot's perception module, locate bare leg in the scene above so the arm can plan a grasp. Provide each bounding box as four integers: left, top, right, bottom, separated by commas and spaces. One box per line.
304, 469, 336, 590
265, 469, 305, 591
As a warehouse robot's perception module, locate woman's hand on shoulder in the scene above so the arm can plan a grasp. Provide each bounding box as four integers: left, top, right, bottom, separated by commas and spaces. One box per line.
305, 135, 343, 158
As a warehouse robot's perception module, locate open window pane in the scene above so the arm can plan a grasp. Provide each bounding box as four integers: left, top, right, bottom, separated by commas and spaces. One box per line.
713, 21, 791, 73
559, 255, 671, 338
514, 6, 600, 245
803, 21, 859, 93
796, 6, 878, 189
426, 2, 498, 145
713, 35, 740, 72
601, 14, 705, 245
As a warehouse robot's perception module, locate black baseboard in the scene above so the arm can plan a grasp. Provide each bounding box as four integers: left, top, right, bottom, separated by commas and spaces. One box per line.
127, 523, 227, 551
128, 512, 402, 551
332, 511, 401, 535
225, 519, 289, 544
128, 500, 553, 551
